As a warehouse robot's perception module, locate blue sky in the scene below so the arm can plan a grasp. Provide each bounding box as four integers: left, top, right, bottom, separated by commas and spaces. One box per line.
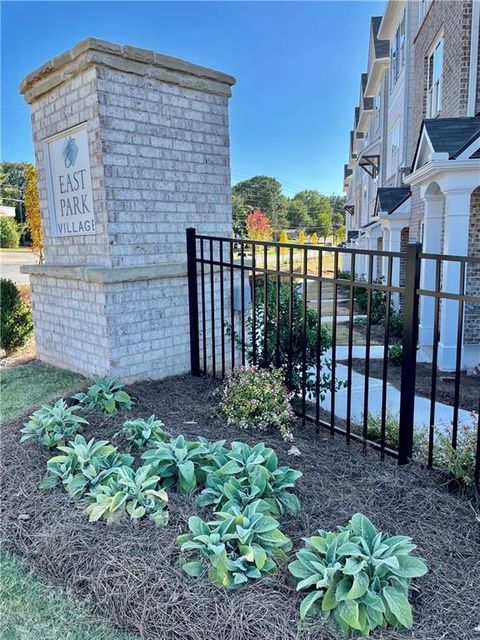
1, 1, 384, 196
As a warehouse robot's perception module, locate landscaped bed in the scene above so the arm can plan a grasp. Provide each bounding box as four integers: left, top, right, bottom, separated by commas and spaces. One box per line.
1, 374, 479, 640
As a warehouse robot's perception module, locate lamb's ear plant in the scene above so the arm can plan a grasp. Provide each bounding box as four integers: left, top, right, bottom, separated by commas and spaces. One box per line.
73, 377, 133, 414
196, 441, 302, 516
142, 435, 214, 495
288, 513, 427, 638
20, 399, 88, 449
119, 415, 171, 449
177, 500, 292, 588
86, 464, 168, 526
40, 435, 134, 498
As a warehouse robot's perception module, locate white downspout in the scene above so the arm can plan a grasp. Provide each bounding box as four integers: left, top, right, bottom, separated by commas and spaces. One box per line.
401, 2, 412, 184
467, 0, 479, 116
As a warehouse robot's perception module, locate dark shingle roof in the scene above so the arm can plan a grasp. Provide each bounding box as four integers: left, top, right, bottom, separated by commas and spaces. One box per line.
376, 187, 411, 214
372, 16, 389, 59
424, 117, 480, 158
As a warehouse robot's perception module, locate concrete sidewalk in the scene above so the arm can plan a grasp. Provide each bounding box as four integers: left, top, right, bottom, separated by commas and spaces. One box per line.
314, 362, 475, 432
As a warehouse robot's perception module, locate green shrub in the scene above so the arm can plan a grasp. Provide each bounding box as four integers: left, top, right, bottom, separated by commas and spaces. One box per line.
196, 441, 302, 516
86, 464, 169, 526
435, 423, 478, 486
41, 435, 134, 497
337, 270, 352, 295
352, 411, 400, 449
289, 513, 427, 637
177, 500, 292, 588
0, 278, 33, 350
415, 420, 478, 487
0, 217, 20, 248
119, 415, 171, 449
20, 399, 88, 449
142, 434, 226, 495
354, 276, 387, 325
73, 377, 133, 414
355, 412, 478, 486
386, 311, 403, 338
219, 366, 294, 441
228, 280, 333, 395
387, 343, 403, 366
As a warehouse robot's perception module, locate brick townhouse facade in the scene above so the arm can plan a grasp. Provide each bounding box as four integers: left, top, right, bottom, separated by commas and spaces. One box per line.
343, 0, 480, 371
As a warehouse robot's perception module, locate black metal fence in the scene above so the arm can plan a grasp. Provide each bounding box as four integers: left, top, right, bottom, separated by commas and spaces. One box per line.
186, 228, 480, 485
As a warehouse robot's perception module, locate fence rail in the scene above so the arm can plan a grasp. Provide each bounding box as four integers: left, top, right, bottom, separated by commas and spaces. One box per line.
186, 228, 480, 486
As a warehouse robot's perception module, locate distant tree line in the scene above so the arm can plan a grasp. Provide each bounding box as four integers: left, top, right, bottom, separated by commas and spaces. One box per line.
0, 161, 43, 259
232, 175, 346, 242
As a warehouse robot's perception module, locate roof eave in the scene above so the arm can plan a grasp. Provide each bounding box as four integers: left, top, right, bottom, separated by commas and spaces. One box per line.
377, 0, 405, 40
357, 109, 373, 133
364, 58, 389, 97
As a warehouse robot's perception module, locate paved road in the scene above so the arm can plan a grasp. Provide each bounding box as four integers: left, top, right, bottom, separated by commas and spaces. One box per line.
0, 250, 37, 284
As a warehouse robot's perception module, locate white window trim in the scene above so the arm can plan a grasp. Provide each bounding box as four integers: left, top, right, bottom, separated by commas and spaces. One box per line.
390, 121, 401, 176
374, 90, 381, 132
389, 11, 406, 90
426, 33, 444, 118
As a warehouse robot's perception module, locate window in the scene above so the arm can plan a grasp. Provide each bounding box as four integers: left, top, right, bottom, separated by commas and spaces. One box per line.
374, 90, 381, 131
426, 38, 443, 117
390, 12, 406, 88
390, 122, 401, 173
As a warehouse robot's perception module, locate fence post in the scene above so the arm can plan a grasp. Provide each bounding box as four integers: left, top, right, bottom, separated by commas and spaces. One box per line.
398, 243, 422, 465
186, 228, 200, 376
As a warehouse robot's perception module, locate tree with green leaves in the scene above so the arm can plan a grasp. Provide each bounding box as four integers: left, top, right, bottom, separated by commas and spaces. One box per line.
232, 192, 249, 237
285, 199, 311, 229
329, 194, 346, 242
0, 162, 28, 220
293, 190, 333, 239
232, 176, 287, 232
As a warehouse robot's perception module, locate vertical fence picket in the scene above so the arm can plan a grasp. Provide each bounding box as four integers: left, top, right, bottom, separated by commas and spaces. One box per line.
229, 240, 235, 371
398, 243, 421, 465
186, 228, 200, 375
345, 253, 356, 443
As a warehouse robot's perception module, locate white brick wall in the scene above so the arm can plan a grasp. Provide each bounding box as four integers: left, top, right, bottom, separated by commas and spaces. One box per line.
22, 39, 235, 381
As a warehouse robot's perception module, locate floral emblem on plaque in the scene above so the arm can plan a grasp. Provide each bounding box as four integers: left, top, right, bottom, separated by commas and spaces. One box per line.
62, 136, 79, 168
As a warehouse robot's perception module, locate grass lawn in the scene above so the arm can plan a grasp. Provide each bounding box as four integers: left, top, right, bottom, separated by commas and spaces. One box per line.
1, 360, 137, 639
0, 361, 86, 423
0, 549, 137, 640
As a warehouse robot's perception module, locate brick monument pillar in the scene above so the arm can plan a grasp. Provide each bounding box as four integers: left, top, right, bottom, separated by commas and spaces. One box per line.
20, 38, 235, 380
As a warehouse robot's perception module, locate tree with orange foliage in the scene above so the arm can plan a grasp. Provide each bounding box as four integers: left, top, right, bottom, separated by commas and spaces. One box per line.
246, 208, 272, 241
24, 163, 44, 263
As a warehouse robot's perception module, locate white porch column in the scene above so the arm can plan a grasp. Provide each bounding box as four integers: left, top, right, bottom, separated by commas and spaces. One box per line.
438, 189, 471, 370
355, 236, 368, 279
381, 225, 390, 279
418, 194, 443, 348
388, 222, 404, 309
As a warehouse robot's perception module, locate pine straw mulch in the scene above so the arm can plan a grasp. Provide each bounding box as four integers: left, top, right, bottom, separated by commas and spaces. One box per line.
1, 375, 479, 640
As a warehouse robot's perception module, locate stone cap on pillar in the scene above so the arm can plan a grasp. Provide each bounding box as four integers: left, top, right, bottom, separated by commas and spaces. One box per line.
20, 37, 236, 103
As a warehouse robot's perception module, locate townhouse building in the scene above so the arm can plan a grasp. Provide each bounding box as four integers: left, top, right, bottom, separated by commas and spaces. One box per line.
343, 0, 480, 371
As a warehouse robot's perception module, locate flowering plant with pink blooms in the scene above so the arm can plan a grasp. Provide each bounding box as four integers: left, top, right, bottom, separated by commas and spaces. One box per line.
219, 366, 294, 441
